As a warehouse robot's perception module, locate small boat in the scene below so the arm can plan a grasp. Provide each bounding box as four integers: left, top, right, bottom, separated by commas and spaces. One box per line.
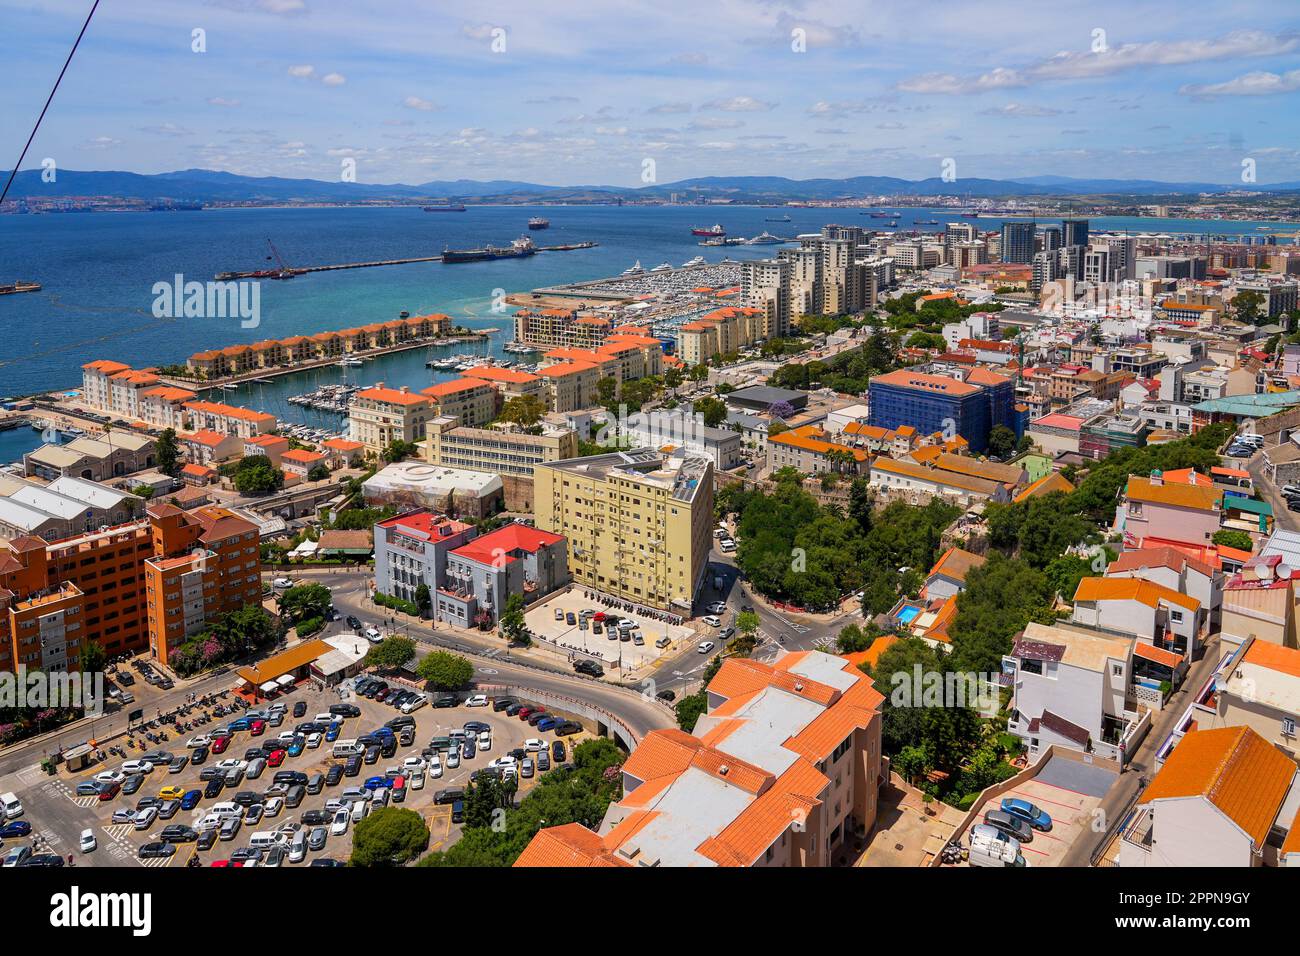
650, 262, 673, 272
337, 357, 363, 368
621, 260, 644, 275
0, 280, 41, 295
764, 214, 791, 222
681, 255, 706, 267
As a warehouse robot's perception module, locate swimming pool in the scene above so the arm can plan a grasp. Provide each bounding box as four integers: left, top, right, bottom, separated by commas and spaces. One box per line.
897, 605, 921, 625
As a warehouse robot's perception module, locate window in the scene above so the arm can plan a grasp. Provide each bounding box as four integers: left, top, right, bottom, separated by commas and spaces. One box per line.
1284, 716, 1296, 738
1111, 663, 1124, 678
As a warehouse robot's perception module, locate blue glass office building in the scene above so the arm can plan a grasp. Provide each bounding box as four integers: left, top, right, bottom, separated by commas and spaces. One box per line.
867, 368, 1023, 454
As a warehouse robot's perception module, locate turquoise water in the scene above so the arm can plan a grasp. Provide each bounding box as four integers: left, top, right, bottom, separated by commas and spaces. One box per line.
897, 605, 922, 625
1, 204, 1295, 417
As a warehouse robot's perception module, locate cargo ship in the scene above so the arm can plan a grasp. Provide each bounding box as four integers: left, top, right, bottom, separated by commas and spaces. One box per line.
0, 281, 41, 296
423, 203, 467, 212
764, 214, 791, 222
527, 217, 550, 230
441, 236, 536, 263
690, 224, 726, 237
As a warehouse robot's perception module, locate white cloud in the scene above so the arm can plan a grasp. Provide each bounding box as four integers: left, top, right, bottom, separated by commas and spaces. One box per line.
702, 96, 776, 112
321, 73, 347, 86
898, 29, 1300, 94
403, 96, 438, 111
687, 117, 743, 131
670, 52, 708, 66
287, 64, 315, 78
647, 102, 691, 114
1181, 69, 1300, 98
207, 97, 241, 107
979, 103, 1064, 117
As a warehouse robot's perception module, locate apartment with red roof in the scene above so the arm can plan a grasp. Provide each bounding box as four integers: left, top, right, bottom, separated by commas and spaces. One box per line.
243, 433, 291, 468
436, 523, 569, 627
182, 399, 276, 439
280, 448, 330, 481
515, 650, 883, 867
372, 509, 478, 609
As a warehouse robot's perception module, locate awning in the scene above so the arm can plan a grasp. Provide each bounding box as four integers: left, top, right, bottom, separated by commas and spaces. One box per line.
1135, 642, 1183, 669
260, 681, 278, 693
276, 673, 295, 687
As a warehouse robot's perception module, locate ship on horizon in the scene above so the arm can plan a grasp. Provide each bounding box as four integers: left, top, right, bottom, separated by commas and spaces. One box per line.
527, 216, 550, 230
423, 203, 467, 212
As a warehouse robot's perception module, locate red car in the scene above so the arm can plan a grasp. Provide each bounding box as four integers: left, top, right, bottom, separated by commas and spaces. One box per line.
374, 687, 391, 702
267, 749, 287, 767
250, 719, 266, 736
592, 612, 607, 623
210, 860, 242, 867
97, 781, 121, 801
211, 735, 231, 754
519, 707, 542, 721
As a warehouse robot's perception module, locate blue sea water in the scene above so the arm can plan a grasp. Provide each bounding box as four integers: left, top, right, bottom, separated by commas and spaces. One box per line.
0, 204, 1295, 427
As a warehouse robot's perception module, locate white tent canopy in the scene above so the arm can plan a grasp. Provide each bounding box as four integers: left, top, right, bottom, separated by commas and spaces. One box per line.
259, 680, 278, 693
276, 673, 295, 688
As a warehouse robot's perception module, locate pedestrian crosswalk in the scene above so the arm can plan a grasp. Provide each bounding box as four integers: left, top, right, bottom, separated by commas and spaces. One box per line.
138, 853, 174, 868
104, 823, 135, 840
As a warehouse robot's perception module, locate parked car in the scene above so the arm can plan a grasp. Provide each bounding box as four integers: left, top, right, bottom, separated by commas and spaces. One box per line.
698, 641, 716, 654
982, 809, 1034, 844
1000, 797, 1053, 832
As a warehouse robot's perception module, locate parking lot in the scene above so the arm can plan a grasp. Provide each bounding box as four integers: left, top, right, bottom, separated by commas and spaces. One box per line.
950, 757, 1113, 868
526, 590, 696, 673
1, 678, 592, 868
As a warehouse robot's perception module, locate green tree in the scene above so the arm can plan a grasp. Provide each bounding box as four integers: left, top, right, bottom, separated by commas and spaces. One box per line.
307, 464, 331, 482
382, 439, 418, 463
500, 593, 528, 646
498, 394, 546, 427
414, 583, 431, 616
350, 806, 429, 866
278, 583, 332, 623
77, 640, 107, 675
1213, 529, 1253, 552
234, 455, 284, 495
693, 396, 728, 428
596, 377, 618, 409
365, 636, 417, 670
735, 610, 760, 638
835, 622, 874, 654
156, 428, 181, 478
986, 425, 1016, 460
416, 650, 473, 690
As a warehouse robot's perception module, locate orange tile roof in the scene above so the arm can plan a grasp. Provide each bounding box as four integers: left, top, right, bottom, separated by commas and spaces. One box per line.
183, 400, 276, 424
322, 437, 364, 451
928, 547, 986, 585
537, 361, 598, 378
421, 378, 490, 399
696, 758, 826, 867
183, 430, 234, 447
1073, 576, 1201, 611
82, 360, 131, 374
1133, 642, 1184, 669
1138, 726, 1295, 846
1243, 640, 1300, 679
1283, 807, 1300, 858
461, 366, 540, 385
870, 369, 980, 396
1125, 476, 1220, 512
234, 638, 331, 686
514, 823, 630, 867
841, 636, 900, 672
140, 385, 197, 402
1013, 471, 1075, 503
245, 434, 290, 448
354, 386, 430, 407
282, 448, 326, 464
1108, 546, 1215, 580
707, 657, 840, 708
769, 424, 869, 462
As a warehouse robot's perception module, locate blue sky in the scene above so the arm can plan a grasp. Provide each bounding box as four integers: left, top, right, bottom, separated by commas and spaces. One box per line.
2, 0, 1298, 185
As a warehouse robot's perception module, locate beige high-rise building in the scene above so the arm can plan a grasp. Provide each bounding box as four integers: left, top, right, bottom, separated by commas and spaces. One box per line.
533, 449, 713, 612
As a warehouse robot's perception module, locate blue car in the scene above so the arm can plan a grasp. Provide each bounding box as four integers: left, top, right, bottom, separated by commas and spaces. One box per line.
535, 717, 560, 732
370, 727, 395, 739
1000, 797, 1052, 832
180, 789, 203, 811
325, 723, 341, 742
364, 776, 387, 791
0, 821, 32, 838
287, 739, 305, 757
228, 717, 251, 732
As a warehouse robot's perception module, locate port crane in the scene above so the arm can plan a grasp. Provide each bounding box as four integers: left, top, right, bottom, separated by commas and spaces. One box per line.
262, 239, 297, 279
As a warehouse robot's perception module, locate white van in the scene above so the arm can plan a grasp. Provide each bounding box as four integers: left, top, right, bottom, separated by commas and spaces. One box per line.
968, 828, 1025, 867
0, 792, 23, 819
249, 830, 286, 850
288, 828, 308, 863
332, 739, 363, 758
207, 801, 244, 820
350, 800, 369, 824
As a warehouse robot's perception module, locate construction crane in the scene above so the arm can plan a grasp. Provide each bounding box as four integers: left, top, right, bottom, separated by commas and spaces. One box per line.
263, 239, 297, 279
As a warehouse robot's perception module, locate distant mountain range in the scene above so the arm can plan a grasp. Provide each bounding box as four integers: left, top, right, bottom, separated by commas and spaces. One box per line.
5, 167, 1299, 204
